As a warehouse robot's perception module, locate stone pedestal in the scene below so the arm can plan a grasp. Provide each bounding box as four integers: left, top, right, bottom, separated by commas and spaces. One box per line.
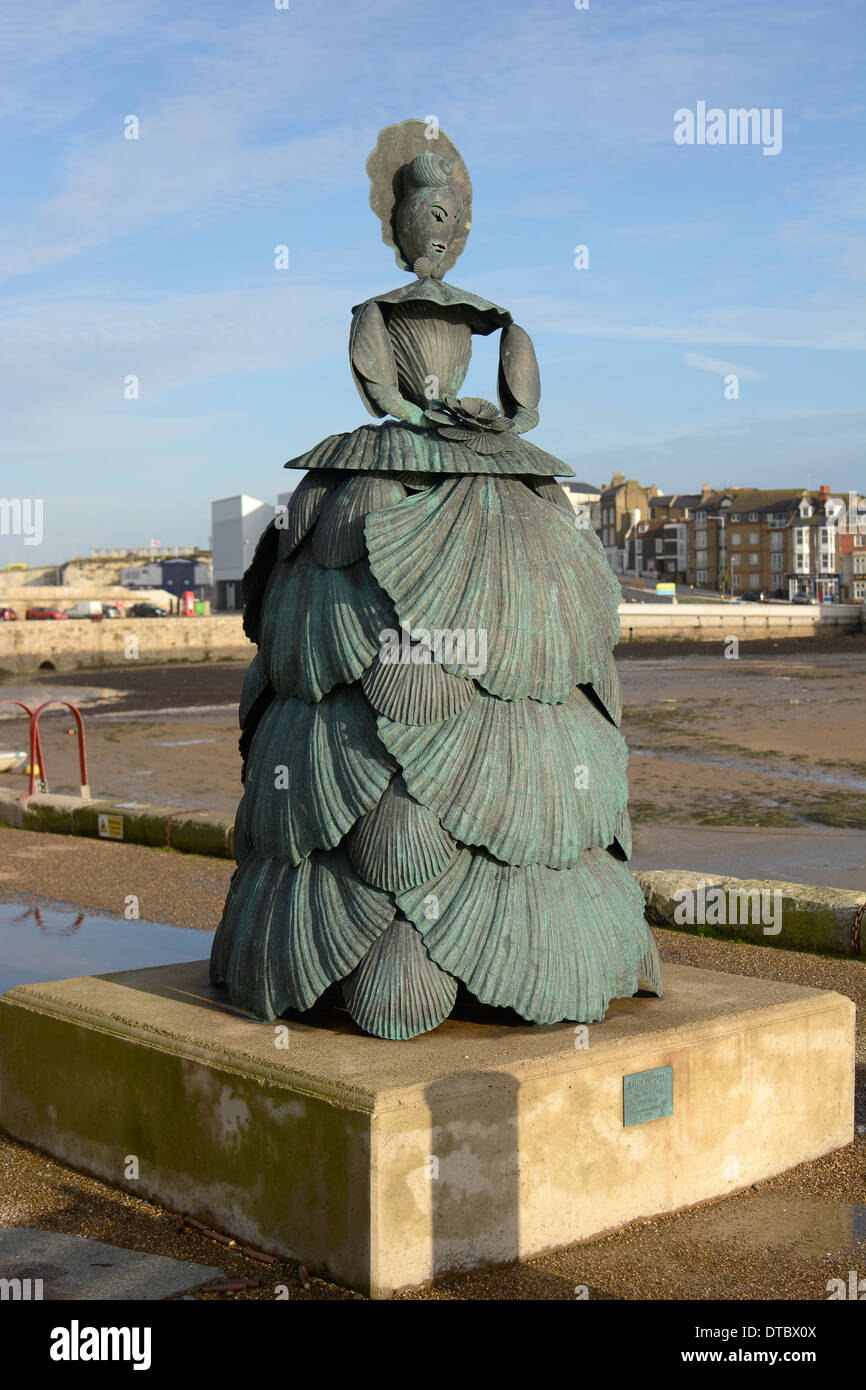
0, 961, 853, 1297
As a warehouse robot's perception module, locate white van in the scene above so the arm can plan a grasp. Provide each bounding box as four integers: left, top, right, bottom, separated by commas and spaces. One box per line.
65, 600, 103, 619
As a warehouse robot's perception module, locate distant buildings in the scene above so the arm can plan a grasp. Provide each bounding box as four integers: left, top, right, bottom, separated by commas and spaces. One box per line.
598, 473, 662, 575
211, 492, 306, 609
574, 474, 863, 601
121, 557, 212, 597
209, 479, 864, 611
839, 527, 866, 603
212, 495, 275, 610
624, 488, 714, 583
559, 480, 602, 529
687, 486, 849, 601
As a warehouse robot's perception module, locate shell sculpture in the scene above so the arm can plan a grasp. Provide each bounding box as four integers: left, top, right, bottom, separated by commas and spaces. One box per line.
211, 120, 661, 1039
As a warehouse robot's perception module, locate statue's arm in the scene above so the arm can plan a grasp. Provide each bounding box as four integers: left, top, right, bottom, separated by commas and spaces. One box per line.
349, 300, 427, 426
497, 323, 540, 434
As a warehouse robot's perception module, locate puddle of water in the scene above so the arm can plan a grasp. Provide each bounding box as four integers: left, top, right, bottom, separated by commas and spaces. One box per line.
0, 898, 212, 994
153, 738, 222, 747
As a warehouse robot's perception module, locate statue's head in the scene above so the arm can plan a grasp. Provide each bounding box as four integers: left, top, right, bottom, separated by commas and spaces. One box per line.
367, 120, 472, 280
394, 154, 464, 279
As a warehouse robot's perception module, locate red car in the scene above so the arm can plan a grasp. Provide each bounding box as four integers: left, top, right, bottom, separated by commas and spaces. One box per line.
25, 606, 69, 620
0, 606, 17, 620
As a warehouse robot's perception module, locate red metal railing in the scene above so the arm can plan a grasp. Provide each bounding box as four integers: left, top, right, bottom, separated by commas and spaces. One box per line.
0, 697, 91, 798
30, 700, 91, 798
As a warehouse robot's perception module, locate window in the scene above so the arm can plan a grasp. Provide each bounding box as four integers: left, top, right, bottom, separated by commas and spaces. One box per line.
696, 510, 706, 523
696, 570, 708, 584
750, 572, 760, 585
730, 513, 741, 522
749, 531, 759, 544
731, 554, 741, 568
854, 555, 866, 575
854, 579, 866, 600
748, 552, 759, 565
770, 554, 783, 571
748, 512, 759, 522
730, 531, 741, 546
770, 532, 783, 551
732, 573, 742, 589
696, 549, 707, 566
696, 528, 707, 546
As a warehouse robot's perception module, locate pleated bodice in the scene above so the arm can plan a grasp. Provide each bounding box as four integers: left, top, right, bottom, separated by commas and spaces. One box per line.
386, 302, 473, 410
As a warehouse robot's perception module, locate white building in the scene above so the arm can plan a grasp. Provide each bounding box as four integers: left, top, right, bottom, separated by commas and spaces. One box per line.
211, 495, 273, 610
557, 480, 602, 540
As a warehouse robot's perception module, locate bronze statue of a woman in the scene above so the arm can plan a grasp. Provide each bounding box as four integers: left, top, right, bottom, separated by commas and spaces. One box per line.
211, 119, 662, 1039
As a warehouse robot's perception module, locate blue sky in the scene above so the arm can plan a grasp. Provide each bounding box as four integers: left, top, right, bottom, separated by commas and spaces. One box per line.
0, 0, 864, 563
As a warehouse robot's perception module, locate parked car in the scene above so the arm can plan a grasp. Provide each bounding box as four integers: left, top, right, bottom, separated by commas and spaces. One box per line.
0, 605, 17, 620
101, 604, 123, 618
26, 606, 69, 620
741, 589, 767, 603
128, 603, 168, 618
791, 593, 816, 605
66, 599, 104, 619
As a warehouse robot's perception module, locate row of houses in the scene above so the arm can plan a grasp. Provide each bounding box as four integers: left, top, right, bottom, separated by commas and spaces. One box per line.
210, 478, 866, 610
560, 476, 866, 602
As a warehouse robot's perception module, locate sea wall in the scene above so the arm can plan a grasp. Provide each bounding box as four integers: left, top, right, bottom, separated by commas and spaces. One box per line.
0, 614, 252, 674
0, 603, 860, 675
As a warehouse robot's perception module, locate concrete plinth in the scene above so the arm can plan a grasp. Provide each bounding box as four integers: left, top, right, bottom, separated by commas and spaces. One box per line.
0, 961, 854, 1297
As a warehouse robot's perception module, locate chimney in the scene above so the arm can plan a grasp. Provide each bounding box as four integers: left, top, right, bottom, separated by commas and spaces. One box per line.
611, 471, 625, 487
819, 484, 830, 497
700, 483, 713, 502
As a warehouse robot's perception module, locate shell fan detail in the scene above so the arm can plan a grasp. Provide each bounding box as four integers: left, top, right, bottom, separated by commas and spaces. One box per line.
365, 477, 620, 702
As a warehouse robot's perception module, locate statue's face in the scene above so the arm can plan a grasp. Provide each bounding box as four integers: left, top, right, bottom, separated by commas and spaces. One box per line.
395, 184, 464, 276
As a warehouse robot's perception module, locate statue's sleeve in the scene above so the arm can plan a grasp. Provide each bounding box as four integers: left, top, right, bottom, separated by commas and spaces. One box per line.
349, 299, 426, 425
497, 323, 540, 434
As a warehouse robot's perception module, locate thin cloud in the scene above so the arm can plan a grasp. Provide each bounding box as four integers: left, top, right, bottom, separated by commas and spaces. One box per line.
683, 352, 763, 380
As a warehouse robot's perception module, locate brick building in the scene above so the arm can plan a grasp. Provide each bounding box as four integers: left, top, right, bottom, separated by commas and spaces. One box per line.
687, 486, 846, 600
839, 530, 866, 602
624, 486, 715, 582
597, 473, 661, 575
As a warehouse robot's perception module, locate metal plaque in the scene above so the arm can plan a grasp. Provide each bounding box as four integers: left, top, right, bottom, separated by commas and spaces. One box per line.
622, 1065, 673, 1126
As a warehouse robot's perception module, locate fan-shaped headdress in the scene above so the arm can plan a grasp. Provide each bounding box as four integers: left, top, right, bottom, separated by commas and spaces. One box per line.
366, 119, 472, 276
